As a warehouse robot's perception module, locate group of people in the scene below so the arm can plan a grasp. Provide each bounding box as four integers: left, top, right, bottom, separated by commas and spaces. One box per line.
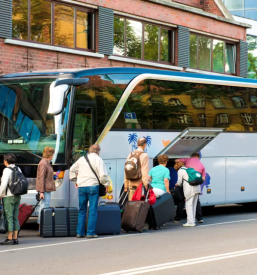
0, 137, 207, 244
124, 137, 206, 227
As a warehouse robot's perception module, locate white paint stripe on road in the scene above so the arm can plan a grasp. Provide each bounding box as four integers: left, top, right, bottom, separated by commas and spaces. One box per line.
98, 247, 257, 275
199, 218, 257, 227
0, 233, 148, 254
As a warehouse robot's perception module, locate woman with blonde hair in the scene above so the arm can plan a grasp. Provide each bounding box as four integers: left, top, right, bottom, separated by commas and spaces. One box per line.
174, 161, 200, 227
36, 146, 56, 235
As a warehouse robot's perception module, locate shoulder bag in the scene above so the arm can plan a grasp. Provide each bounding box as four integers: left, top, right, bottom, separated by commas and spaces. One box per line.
84, 154, 107, 197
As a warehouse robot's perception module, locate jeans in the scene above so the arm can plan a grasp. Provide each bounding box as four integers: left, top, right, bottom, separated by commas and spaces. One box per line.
152, 188, 166, 198
37, 192, 51, 224
77, 186, 99, 236
3, 196, 21, 232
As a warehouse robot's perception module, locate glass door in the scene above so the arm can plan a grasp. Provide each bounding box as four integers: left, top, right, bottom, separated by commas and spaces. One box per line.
71, 102, 96, 163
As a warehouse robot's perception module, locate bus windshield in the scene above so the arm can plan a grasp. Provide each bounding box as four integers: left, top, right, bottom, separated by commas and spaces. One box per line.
0, 78, 70, 164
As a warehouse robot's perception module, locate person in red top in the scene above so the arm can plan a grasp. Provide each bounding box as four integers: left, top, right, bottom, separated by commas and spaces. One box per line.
175, 152, 205, 223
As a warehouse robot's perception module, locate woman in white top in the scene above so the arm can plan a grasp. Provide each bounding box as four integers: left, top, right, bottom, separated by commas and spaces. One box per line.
174, 161, 201, 227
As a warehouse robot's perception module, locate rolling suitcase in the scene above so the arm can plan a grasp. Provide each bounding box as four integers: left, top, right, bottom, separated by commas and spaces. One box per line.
106, 191, 128, 215
147, 193, 176, 230
121, 201, 150, 233
18, 200, 41, 228
93, 203, 121, 235
40, 207, 78, 237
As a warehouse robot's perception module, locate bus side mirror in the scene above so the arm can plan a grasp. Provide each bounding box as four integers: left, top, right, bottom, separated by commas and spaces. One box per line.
55, 78, 89, 87
48, 82, 69, 115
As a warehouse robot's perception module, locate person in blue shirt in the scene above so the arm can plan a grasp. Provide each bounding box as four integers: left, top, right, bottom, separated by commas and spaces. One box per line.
148, 154, 170, 198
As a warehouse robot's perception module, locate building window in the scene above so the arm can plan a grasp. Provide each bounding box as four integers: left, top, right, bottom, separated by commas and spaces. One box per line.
168, 98, 183, 106
231, 96, 247, 108
113, 16, 174, 63
251, 95, 257, 106
223, 0, 257, 20
192, 97, 205, 108
217, 114, 230, 124
190, 34, 236, 74
12, 0, 94, 50
211, 98, 226, 108
241, 113, 253, 125
178, 114, 193, 124
199, 114, 206, 126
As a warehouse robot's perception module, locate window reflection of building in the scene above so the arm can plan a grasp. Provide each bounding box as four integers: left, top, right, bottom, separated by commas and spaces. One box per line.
217, 114, 230, 124
241, 113, 253, 125
198, 114, 206, 126
251, 95, 257, 107
178, 114, 193, 124
168, 98, 183, 106
192, 97, 205, 108
211, 98, 226, 108
231, 96, 247, 108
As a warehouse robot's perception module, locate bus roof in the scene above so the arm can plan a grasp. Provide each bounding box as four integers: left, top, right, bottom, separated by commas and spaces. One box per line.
1, 67, 257, 86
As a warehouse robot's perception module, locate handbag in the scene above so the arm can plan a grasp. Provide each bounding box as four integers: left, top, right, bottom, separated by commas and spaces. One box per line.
170, 186, 184, 204
84, 154, 106, 197
0, 200, 7, 234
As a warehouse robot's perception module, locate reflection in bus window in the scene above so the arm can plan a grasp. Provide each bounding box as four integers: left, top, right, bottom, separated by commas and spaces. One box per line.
0, 79, 70, 164
72, 107, 93, 163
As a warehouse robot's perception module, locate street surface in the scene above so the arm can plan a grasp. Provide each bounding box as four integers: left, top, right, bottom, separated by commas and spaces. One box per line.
0, 205, 257, 275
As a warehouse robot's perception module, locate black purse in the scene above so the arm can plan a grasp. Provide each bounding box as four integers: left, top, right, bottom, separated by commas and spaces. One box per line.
84, 154, 107, 197
170, 186, 184, 204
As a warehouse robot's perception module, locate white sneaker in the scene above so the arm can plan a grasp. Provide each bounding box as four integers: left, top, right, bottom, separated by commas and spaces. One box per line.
183, 223, 195, 227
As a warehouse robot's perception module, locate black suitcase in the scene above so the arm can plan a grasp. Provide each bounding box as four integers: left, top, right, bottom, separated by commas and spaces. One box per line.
121, 201, 150, 233
147, 193, 176, 230
40, 207, 78, 237
93, 203, 121, 235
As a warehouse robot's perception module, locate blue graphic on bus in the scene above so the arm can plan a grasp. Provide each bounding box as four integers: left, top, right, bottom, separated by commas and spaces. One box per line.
128, 133, 151, 152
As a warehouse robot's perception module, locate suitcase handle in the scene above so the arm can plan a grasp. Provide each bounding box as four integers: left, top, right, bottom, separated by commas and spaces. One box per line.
99, 201, 106, 206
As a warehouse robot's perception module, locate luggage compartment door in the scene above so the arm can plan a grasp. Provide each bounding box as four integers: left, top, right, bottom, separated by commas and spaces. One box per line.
156, 127, 224, 158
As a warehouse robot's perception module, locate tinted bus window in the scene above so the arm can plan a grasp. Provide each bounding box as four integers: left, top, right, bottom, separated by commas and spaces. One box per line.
111, 79, 257, 132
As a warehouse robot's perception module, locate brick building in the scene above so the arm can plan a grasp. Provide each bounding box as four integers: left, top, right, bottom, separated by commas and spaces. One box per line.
0, 0, 251, 77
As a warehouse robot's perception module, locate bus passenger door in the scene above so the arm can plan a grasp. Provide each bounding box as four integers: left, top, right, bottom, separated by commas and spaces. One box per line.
155, 127, 225, 206
69, 102, 96, 207
71, 102, 96, 163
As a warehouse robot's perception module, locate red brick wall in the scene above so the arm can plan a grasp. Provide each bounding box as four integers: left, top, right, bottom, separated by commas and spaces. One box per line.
0, 0, 247, 75
172, 0, 203, 9
203, 0, 224, 17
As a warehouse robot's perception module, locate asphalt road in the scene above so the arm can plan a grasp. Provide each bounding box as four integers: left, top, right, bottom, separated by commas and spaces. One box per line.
0, 205, 257, 275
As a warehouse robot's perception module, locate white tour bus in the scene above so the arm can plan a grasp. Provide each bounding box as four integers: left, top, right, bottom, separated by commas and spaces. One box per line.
0, 67, 257, 212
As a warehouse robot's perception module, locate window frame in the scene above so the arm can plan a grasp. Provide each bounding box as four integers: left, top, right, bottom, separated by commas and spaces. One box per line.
113, 15, 175, 65
12, 0, 96, 52
190, 32, 237, 75
216, 113, 230, 124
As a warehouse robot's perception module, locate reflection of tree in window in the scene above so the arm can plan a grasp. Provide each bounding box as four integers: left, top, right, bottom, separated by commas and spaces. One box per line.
232, 96, 247, 108
114, 17, 125, 55
241, 113, 253, 125
213, 40, 224, 73
216, 114, 230, 124
54, 5, 74, 48
12, 0, 28, 40
126, 19, 142, 59
144, 24, 159, 61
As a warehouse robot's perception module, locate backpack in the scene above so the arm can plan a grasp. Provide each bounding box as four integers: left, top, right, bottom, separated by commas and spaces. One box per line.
7, 167, 28, 196
124, 151, 143, 180
181, 167, 203, 186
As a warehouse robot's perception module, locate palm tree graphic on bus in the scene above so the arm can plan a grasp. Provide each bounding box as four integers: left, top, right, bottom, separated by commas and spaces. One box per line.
128, 133, 151, 152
